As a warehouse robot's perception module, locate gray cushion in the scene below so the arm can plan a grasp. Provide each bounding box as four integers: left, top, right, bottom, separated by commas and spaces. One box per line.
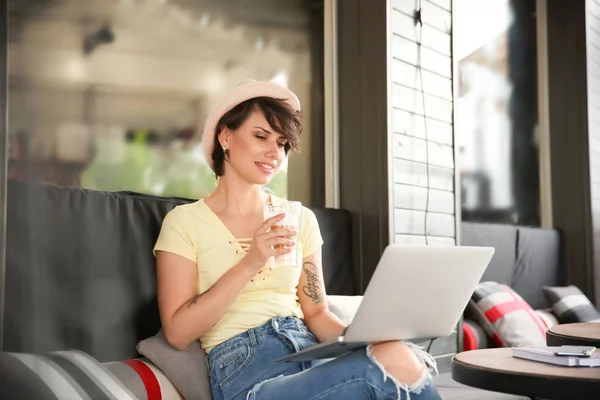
434, 373, 530, 400
460, 222, 517, 285
137, 329, 212, 400
512, 227, 562, 309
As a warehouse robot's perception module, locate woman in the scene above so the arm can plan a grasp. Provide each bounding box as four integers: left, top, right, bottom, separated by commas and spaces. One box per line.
154, 80, 442, 400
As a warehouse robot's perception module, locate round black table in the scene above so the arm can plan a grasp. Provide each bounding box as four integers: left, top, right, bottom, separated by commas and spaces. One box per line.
451, 348, 600, 400
547, 323, 600, 347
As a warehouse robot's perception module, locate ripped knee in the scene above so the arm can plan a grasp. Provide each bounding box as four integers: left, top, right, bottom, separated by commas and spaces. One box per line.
366, 342, 438, 399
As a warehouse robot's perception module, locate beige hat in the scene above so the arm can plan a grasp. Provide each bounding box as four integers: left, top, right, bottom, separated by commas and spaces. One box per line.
201, 79, 301, 171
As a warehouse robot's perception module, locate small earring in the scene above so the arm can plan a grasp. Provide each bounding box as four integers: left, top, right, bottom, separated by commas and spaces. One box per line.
222, 146, 227, 152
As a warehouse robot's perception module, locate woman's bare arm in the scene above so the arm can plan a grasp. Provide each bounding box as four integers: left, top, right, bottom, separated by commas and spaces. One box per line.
297, 249, 347, 343
156, 251, 257, 350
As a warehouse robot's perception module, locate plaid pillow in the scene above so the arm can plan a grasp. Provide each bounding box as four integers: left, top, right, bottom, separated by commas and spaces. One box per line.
543, 285, 600, 324
468, 282, 547, 347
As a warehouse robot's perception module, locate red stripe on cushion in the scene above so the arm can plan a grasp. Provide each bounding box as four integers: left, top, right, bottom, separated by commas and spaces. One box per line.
491, 333, 504, 347
502, 287, 547, 338
484, 299, 524, 323
463, 322, 478, 351
123, 360, 162, 400
483, 288, 548, 340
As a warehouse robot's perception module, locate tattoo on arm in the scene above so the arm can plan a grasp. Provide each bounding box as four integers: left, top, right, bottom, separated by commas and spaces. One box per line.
186, 287, 211, 308
302, 261, 323, 305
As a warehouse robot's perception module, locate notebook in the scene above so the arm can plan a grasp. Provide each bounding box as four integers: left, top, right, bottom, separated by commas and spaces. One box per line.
512, 347, 600, 367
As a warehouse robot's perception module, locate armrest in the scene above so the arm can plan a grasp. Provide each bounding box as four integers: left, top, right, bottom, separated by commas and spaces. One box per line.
104, 358, 184, 400
0, 350, 147, 400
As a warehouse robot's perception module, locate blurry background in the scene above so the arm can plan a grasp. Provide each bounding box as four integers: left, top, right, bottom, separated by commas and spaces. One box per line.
7, 0, 323, 202
455, 0, 540, 226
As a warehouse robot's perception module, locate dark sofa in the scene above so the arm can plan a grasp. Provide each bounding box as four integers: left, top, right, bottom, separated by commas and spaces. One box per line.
1, 180, 560, 399
4, 180, 356, 361
459, 221, 564, 352
460, 221, 563, 312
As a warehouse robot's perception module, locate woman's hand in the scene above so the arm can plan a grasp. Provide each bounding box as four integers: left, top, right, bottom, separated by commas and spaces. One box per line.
242, 213, 297, 272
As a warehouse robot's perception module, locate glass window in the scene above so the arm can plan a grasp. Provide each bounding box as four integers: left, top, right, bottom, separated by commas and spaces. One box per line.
455, 0, 540, 225
8, 0, 322, 201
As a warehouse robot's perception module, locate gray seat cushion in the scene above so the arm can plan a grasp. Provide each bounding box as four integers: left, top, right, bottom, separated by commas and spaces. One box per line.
434, 373, 530, 400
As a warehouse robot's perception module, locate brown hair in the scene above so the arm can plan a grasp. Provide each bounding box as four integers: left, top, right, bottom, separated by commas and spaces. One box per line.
211, 96, 303, 177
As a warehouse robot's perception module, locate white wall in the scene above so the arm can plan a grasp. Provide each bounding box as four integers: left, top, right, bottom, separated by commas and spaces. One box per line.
389, 0, 456, 246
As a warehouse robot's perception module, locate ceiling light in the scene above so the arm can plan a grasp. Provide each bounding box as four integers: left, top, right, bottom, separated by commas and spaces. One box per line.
270, 70, 288, 87
200, 13, 211, 26
255, 37, 265, 50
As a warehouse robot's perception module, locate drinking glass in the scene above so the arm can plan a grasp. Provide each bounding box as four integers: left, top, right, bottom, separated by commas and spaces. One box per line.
263, 201, 302, 267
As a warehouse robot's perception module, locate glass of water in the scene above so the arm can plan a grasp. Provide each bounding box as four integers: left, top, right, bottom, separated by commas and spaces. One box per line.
263, 201, 302, 267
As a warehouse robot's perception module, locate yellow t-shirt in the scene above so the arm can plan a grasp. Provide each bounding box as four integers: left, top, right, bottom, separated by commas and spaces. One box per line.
153, 195, 324, 353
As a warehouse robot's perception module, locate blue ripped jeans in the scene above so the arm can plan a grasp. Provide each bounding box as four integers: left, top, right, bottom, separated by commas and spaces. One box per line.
207, 316, 442, 400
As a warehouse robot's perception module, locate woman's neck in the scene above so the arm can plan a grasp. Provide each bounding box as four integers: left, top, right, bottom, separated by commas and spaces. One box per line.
208, 176, 270, 217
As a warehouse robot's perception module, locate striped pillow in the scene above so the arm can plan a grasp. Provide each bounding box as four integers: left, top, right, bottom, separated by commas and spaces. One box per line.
468, 282, 547, 347
543, 285, 600, 324
0, 350, 138, 400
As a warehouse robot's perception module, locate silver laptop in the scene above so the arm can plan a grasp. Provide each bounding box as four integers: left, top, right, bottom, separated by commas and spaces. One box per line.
278, 244, 494, 362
